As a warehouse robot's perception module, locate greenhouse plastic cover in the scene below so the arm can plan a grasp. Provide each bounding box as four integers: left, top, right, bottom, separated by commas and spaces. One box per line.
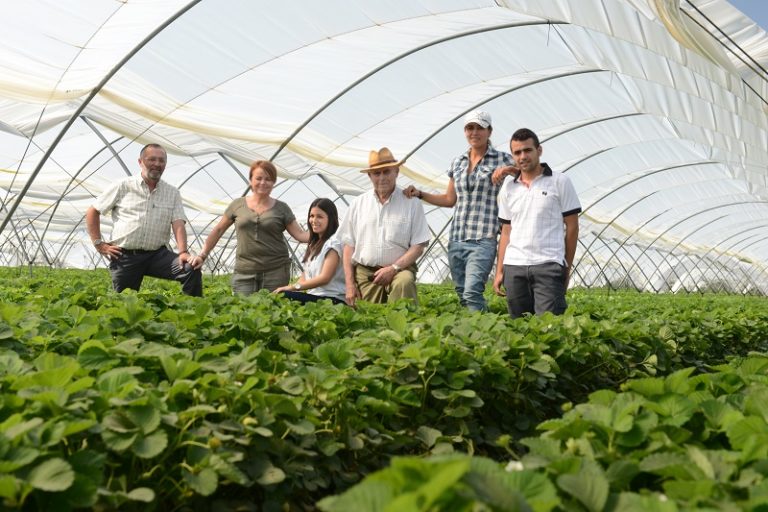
1, 0, 767, 293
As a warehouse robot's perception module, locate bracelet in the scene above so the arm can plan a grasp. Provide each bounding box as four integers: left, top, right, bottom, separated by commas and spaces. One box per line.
417, 190, 423, 199
199, 252, 208, 260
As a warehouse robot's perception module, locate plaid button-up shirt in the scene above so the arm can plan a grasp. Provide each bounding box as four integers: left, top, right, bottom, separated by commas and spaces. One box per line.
93, 175, 186, 250
447, 145, 513, 241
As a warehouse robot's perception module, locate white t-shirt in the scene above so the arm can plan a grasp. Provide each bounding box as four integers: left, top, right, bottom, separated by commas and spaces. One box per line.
305, 236, 346, 301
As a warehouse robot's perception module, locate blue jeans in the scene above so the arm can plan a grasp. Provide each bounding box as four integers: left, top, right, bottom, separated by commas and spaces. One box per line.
448, 238, 497, 312
503, 262, 567, 318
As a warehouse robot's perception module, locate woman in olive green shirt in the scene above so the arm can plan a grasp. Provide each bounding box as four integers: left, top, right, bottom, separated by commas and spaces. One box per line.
192, 160, 309, 295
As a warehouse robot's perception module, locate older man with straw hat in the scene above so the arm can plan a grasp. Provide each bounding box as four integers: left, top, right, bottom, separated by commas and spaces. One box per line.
338, 147, 430, 306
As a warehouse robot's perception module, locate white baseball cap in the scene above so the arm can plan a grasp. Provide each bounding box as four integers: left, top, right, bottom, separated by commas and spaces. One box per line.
463, 110, 492, 129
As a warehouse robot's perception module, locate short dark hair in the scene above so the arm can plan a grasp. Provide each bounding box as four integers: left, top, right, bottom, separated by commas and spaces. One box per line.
140, 143, 166, 159
249, 160, 277, 181
510, 128, 540, 148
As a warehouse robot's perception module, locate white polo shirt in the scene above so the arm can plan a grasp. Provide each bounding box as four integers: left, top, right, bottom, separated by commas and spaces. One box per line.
93, 175, 186, 250
339, 187, 430, 267
498, 164, 581, 266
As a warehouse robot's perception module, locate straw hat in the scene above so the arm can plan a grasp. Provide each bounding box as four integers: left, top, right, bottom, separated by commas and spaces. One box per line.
360, 147, 404, 173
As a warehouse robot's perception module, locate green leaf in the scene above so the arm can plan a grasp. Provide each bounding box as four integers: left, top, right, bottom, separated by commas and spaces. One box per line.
416, 426, 442, 448
285, 419, 315, 435
257, 465, 286, 485
126, 404, 161, 434
1, 416, 43, 440
607, 492, 680, 512
557, 460, 609, 512
315, 341, 354, 369
278, 375, 304, 395
101, 429, 138, 452
132, 429, 168, 459
125, 487, 156, 502
0, 474, 16, 500
386, 310, 408, 336
0, 446, 40, 472
77, 340, 118, 369
27, 458, 75, 492
318, 481, 394, 512
183, 467, 218, 496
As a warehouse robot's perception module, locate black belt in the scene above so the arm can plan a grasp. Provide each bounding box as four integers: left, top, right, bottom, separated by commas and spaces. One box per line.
357, 264, 382, 271
120, 247, 162, 255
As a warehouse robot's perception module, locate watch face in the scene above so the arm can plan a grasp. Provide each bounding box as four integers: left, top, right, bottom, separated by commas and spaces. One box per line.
294, 283, 301, 290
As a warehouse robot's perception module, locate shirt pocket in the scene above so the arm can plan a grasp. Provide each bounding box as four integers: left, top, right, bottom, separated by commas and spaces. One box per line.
151, 201, 174, 223
384, 219, 410, 248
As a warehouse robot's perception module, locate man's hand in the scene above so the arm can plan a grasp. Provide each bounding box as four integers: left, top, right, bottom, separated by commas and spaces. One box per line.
402, 185, 421, 199
96, 243, 121, 261
345, 282, 361, 307
179, 251, 194, 269
190, 254, 205, 270
372, 265, 397, 286
491, 165, 516, 185
493, 271, 505, 296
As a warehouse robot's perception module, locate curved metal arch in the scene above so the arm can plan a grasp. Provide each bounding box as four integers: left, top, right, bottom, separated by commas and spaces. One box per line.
540, 112, 647, 144
33, 124, 130, 261
268, 20, 570, 163
730, 236, 768, 292
692, 225, 768, 291
654, 214, 728, 293
579, 160, 719, 216
0, 0, 205, 238
402, 69, 603, 162
623, 200, 768, 283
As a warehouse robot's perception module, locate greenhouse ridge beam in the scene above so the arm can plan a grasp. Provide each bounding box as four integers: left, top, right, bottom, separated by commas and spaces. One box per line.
0, 0, 204, 239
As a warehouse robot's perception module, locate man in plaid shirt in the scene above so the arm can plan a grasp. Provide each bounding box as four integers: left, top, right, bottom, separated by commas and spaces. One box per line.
86, 144, 202, 296
404, 111, 512, 311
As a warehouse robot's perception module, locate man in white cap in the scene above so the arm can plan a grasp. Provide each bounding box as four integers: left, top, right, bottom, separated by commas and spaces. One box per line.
339, 147, 430, 306
404, 110, 513, 311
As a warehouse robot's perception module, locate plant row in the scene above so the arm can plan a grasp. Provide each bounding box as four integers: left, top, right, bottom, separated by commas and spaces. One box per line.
321, 354, 768, 511
0, 268, 766, 510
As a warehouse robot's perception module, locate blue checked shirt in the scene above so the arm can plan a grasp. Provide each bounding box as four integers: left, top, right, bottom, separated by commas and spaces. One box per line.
447, 145, 513, 241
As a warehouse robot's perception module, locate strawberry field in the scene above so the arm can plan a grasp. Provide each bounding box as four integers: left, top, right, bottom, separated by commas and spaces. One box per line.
1, 267, 767, 511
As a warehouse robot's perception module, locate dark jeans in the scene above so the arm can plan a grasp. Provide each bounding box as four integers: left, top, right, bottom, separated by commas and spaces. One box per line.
109, 247, 203, 297
503, 262, 567, 318
280, 291, 346, 305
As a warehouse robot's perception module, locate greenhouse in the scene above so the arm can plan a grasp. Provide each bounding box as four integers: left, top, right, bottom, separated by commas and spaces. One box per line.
1, 0, 767, 294
5, 2, 768, 510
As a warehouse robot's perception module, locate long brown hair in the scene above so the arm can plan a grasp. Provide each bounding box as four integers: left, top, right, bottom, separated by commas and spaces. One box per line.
304, 198, 339, 262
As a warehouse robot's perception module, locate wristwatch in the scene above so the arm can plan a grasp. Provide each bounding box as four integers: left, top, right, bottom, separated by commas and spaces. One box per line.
92, 238, 104, 247
293, 283, 302, 290
392, 263, 402, 272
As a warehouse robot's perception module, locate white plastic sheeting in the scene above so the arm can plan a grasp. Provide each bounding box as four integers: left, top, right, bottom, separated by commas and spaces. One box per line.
0, 0, 766, 293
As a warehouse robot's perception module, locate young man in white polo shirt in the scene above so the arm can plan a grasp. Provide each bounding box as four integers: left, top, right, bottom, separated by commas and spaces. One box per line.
493, 128, 580, 318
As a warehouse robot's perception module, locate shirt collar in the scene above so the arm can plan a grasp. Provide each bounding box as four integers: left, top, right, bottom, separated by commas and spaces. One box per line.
513, 162, 553, 182
460, 144, 499, 162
